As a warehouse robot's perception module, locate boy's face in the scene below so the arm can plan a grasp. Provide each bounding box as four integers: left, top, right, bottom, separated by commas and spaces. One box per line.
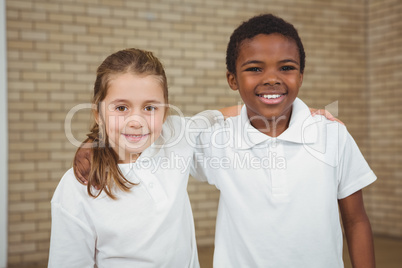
227, 33, 303, 132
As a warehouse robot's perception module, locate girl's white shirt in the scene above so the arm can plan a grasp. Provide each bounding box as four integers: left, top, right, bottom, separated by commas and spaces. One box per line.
48, 111, 221, 268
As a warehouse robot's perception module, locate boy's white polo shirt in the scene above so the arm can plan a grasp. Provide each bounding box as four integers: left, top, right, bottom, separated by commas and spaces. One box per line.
193, 98, 376, 268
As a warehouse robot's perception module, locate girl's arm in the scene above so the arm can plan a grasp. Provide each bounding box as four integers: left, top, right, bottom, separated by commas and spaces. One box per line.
219, 105, 344, 124
48, 202, 96, 267
338, 190, 375, 268
74, 106, 343, 184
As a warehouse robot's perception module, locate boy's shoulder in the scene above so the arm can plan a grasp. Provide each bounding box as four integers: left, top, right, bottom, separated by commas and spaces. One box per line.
291, 97, 349, 139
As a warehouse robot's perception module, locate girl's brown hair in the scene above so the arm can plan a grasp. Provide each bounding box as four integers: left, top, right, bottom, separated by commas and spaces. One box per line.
76, 48, 168, 199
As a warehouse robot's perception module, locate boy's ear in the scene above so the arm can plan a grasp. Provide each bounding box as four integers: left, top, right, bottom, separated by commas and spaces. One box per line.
226, 71, 238, 91
299, 73, 304, 87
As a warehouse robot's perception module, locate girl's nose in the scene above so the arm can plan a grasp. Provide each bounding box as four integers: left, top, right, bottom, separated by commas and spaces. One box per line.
125, 114, 144, 129
127, 119, 142, 129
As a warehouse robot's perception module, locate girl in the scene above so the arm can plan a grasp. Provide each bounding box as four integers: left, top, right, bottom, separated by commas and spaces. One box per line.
48, 48, 221, 267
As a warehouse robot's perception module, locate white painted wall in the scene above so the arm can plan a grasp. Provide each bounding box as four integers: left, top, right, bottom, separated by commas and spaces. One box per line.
0, 0, 8, 266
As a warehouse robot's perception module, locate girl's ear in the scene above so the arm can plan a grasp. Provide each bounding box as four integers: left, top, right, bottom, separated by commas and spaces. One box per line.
226, 71, 238, 91
163, 106, 170, 123
93, 104, 100, 125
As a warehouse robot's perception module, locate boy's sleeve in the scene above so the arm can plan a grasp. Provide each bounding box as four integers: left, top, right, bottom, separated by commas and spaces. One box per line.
337, 129, 377, 199
48, 172, 96, 267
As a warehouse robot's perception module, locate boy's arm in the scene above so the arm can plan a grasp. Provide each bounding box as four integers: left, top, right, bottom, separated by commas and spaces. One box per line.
338, 190, 375, 268
219, 105, 344, 124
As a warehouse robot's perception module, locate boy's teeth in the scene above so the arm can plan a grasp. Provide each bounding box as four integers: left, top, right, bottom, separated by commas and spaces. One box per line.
261, 94, 281, 99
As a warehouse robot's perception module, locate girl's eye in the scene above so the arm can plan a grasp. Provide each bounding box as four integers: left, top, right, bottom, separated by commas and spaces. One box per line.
116, 106, 128, 112
144, 106, 156, 112
281, 66, 296, 71
245, 67, 261, 72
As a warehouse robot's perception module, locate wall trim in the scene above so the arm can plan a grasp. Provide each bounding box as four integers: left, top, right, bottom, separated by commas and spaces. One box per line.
0, 0, 8, 266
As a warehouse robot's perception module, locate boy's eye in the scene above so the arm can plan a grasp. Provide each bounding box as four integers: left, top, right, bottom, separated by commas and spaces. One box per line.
116, 106, 128, 112
245, 67, 261, 72
281, 66, 296, 71
144, 106, 156, 112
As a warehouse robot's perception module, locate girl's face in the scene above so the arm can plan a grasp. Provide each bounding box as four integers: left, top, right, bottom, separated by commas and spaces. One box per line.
97, 73, 166, 163
227, 33, 303, 134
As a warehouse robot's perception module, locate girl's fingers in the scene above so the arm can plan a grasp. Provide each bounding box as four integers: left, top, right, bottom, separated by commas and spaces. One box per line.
309, 108, 345, 125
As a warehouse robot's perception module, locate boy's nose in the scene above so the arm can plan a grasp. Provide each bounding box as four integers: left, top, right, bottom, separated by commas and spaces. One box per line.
263, 73, 281, 86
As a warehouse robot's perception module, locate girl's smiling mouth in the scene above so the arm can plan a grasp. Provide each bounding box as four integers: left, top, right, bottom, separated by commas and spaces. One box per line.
122, 133, 150, 142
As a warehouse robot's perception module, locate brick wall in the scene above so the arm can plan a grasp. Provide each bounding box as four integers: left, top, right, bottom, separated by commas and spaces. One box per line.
6, 0, 400, 266
366, 0, 402, 237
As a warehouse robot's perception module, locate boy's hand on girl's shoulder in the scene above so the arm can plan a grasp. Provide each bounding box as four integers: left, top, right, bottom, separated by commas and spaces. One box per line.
309, 108, 344, 125
73, 140, 93, 186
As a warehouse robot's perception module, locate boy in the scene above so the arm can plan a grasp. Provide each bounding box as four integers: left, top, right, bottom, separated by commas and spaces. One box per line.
193, 14, 376, 267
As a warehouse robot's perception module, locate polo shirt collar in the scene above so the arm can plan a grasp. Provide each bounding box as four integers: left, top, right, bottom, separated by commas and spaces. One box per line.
236, 98, 318, 149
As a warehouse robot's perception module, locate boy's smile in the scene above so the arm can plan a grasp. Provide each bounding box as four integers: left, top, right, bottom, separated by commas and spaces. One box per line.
227, 33, 303, 136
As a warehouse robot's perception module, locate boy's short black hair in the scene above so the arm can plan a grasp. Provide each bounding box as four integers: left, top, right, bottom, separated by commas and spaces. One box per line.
226, 14, 305, 75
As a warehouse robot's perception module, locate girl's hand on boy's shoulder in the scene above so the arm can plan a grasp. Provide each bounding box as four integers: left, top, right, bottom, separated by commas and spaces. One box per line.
309, 108, 344, 125
218, 105, 242, 119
